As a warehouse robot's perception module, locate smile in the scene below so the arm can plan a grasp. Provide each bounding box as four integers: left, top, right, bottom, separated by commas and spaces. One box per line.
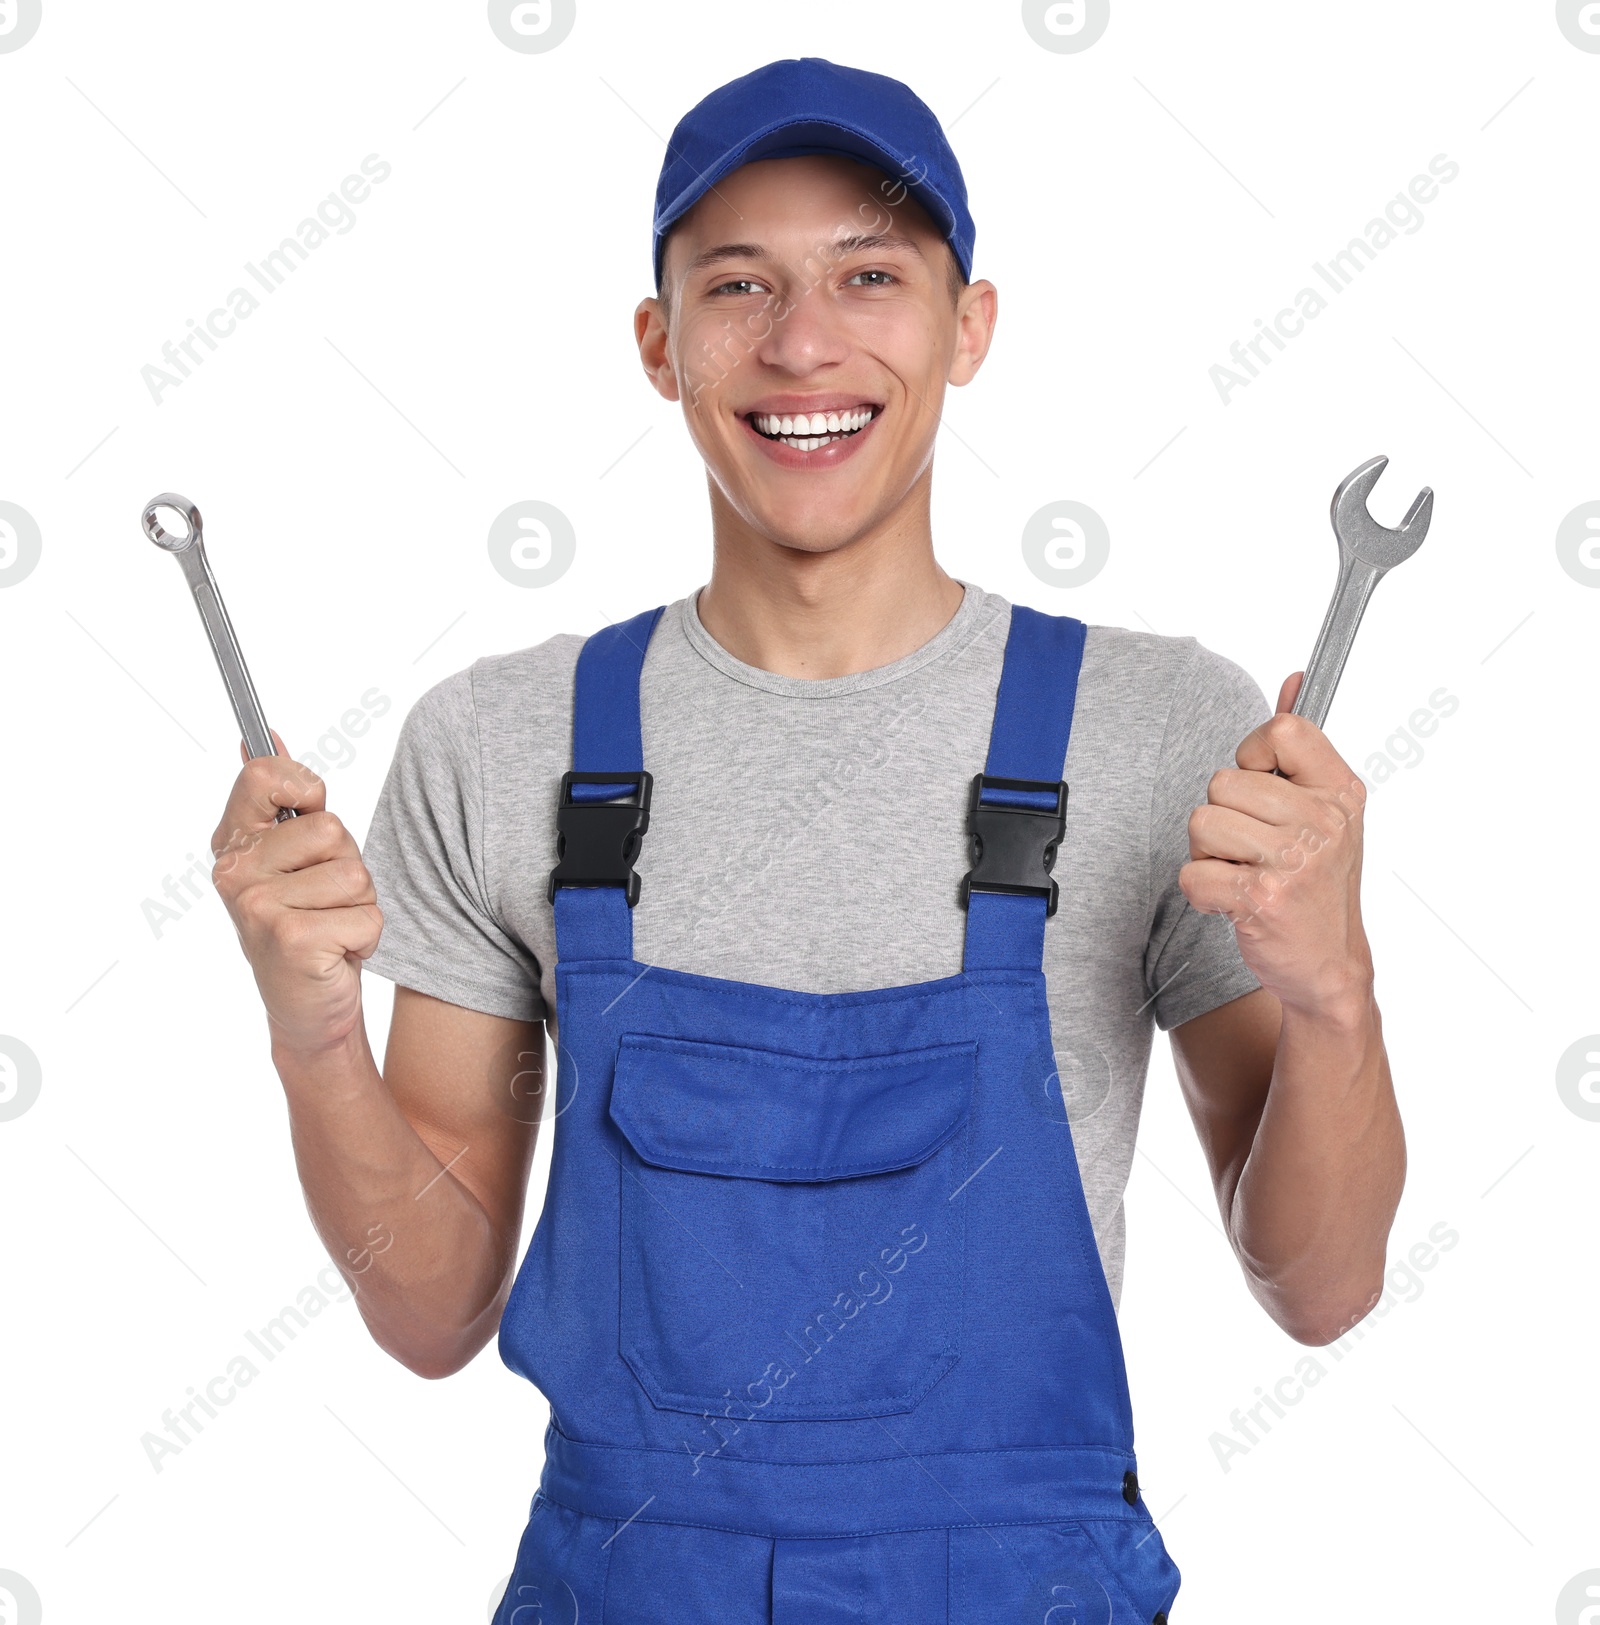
745, 405, 878, 452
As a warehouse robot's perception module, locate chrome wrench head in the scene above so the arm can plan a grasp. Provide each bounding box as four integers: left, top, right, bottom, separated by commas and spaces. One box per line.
1330, 455, 1433, 572
142, 493, 203, 555
1290, 455, 1435, 734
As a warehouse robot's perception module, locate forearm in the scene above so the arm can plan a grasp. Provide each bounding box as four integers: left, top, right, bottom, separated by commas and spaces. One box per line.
1227, 984, 1406, 1344
272, 1025, 507, 1378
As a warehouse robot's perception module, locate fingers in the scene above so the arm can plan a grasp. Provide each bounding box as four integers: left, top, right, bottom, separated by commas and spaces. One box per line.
1201, 765, 1306, 827
212, 751, 327, 866
239, 897, 385, 965
212, 807, 354, 894
1188, 802, 1276, 865
1180, 856, 1272, 922
1195, 768, 1366, 865
1235, 706, 1362, 794
271, 853, 378, 912
1276, 671, 1304, 715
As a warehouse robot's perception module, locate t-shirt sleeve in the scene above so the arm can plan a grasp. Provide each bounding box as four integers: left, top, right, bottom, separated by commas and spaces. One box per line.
360, 666, 546, 1023
1144, 640, 1273, 1031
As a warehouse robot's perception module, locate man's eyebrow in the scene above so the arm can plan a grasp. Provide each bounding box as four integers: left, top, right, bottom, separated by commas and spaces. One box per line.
682, 231, 928, 276
827, 232, 927, 260
682, 242, 770, 274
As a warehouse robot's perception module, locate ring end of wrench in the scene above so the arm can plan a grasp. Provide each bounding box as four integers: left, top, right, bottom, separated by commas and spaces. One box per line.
142, 492, 203, 554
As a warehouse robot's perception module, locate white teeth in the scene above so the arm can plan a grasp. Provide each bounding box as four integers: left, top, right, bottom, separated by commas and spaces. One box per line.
750, 406, 877, 446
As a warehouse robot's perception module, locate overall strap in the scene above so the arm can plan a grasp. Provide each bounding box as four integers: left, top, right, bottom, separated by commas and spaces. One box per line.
961, 606, 1088, 973
550, 606, 666, 962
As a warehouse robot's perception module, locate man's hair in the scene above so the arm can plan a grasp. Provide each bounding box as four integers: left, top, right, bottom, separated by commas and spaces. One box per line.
943, 243, 967, 308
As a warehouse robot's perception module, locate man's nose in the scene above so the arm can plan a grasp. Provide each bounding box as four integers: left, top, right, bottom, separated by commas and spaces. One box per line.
755, 280, 853, 373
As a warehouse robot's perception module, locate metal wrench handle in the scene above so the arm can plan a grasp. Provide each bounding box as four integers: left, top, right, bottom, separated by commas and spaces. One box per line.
142, 493, 297, 822
1290, 552, 1385, 732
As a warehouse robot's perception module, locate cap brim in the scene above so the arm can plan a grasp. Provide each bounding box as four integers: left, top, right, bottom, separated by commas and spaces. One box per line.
654, 116, 962, 284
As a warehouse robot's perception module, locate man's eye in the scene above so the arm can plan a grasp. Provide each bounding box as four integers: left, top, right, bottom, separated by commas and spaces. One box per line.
711, 278, 767, 296
846, 269, 897, 287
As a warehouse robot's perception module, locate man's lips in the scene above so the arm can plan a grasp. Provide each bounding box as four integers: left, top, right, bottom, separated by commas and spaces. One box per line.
736, 402, 882, 470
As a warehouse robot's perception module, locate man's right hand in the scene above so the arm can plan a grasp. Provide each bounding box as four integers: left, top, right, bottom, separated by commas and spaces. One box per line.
210, 729, 384, 1056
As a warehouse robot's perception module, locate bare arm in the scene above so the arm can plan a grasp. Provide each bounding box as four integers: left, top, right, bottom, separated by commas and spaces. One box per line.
273, 992, 543, 1378
211, 734, 543, 1378
1169, 985, 1403, 1345
1171, 672, 1406, 1346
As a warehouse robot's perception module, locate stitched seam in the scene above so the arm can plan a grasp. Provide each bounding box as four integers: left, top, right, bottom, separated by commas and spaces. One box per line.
613, 1125, 966, 1179
1080, 1517, 1162, 1621
620, 1035, 976, 1073
538, 1493, 1139, 1541
367, 948, 533, 1008
597, 1510, 615, 1625
620, 1345, 961, 1419
623, 1156, 941, 1179
547, 1426, 1135, 1471
561, 963, 1037, 1012
1152, 960, 1263, 1033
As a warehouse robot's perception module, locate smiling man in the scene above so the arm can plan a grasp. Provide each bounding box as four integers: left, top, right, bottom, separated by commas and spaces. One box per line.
211, 57, 1404, 1624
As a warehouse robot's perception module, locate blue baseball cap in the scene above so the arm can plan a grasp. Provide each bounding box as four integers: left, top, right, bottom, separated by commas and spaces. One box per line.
652, 57, 975, 291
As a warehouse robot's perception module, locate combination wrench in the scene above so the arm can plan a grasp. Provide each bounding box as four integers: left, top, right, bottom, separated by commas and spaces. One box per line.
1290, 454, 1434, 733
142, 492, 297, 823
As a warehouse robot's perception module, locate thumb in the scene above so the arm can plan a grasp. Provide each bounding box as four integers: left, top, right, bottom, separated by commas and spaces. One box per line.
1276, 671, 1304, 715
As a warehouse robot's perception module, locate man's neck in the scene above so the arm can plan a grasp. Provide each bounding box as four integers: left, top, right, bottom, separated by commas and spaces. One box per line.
695, 507, 966, 681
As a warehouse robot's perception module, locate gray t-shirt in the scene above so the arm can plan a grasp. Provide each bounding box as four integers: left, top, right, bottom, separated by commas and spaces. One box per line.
360, 581, 1270, 1307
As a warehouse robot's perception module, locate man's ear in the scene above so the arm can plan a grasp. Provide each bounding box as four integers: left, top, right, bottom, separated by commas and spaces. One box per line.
634, 297, 681, 403
948, 279, 998, 387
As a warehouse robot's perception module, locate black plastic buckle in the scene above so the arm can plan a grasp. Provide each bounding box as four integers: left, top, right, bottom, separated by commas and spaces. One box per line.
958, 773, 1069, 916
547, 770, 653, 906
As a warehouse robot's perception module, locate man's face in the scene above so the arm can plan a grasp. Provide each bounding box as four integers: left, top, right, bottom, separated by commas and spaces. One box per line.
636, 154, 996, 557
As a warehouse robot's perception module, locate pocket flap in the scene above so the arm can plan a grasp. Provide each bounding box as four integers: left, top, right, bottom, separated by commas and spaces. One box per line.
609, 1034, 975, 1182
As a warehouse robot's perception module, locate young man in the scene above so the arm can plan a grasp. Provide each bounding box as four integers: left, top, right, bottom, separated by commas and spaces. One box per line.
212, 58, 1403, 1624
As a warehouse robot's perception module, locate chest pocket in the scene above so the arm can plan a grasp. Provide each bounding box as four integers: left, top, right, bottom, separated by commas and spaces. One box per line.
608, 1032, 973, 1422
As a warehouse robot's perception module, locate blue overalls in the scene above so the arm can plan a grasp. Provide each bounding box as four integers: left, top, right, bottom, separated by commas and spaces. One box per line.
490, 604, 1182, 1624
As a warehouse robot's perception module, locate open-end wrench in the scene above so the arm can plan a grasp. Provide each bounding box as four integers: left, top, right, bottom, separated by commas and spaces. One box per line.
1290, 455, 1434, 733
142, 492, 297, 823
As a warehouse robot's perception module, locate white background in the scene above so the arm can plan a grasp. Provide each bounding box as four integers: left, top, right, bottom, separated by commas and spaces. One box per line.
1, 2, 1596, 1621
